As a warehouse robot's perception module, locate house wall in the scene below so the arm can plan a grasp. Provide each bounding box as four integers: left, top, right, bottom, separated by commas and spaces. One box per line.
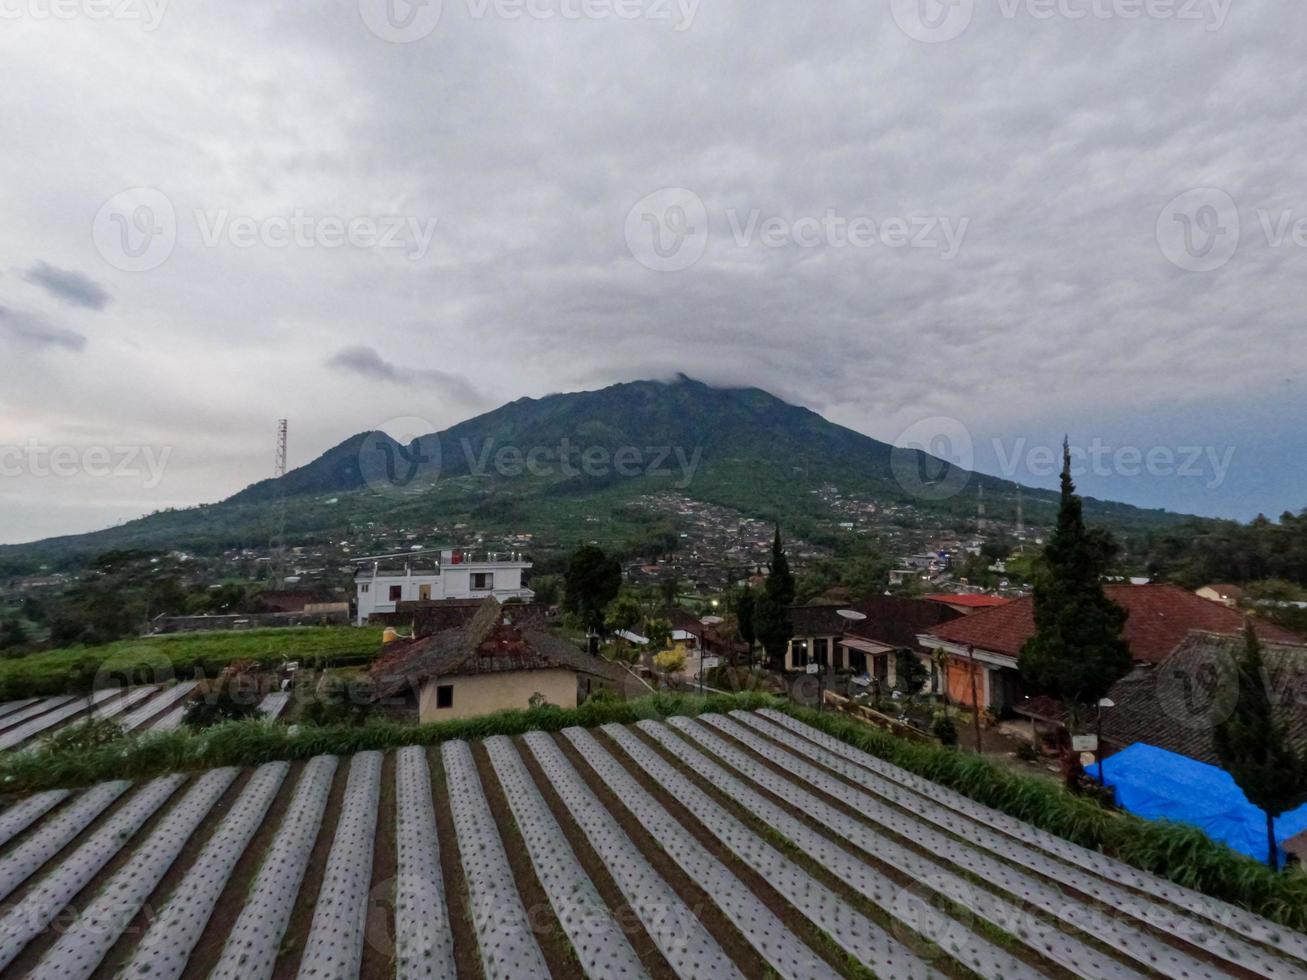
417, 668, 576, 722
356, 562, 532, 624
946, 656, 983, 706
784, 634, 844, 672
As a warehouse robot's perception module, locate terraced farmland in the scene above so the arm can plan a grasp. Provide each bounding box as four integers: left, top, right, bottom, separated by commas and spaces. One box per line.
0, 684, 210, 750
0, 709, 1302, 979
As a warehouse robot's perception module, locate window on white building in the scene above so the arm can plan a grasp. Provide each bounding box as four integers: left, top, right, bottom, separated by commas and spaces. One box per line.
471, 572, 494, 591
360, 584, 369, 593
389, 585, 403, 602
435, 684, 454, 709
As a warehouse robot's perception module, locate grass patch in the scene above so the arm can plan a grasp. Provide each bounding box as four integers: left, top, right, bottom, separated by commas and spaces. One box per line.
0, 691, 780, 794
0, 627, 385, 699
777, 704, 1307, 933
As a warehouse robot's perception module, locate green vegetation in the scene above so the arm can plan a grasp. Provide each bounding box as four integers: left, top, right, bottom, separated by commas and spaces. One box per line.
0, 377, 1199, 580
1, 687, 1301, 929
783, 705, 1307, 931
755, 527, 795, 669
182, 661, 264, 728
0, 626, 384, 700
1019, 441, 1131, 716
0, 691, 779, 793
1145, 509, 1307, 589
1215, 623, 1307, 870
563, 544, 622, 631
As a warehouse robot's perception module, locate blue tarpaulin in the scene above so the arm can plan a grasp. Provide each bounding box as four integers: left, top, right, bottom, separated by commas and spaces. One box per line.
1087, 743, 1307, 867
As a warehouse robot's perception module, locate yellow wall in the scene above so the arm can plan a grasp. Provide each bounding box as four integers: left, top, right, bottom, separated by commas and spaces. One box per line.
418, 668, 578, 722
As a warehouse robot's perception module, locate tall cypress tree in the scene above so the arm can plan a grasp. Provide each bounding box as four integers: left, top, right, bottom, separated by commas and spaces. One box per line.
1214, 622, 1307, 870
1018, 440, 1132, 715
756, 526, 796, 670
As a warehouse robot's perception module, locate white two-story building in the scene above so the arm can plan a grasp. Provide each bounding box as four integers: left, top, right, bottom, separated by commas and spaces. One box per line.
353, 549, 534, 625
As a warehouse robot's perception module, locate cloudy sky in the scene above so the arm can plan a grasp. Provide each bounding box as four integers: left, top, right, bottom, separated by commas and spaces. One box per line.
2, 0, 1305, 544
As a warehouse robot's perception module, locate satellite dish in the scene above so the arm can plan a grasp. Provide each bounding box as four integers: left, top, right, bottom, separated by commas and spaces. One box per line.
837, 609, 867, 621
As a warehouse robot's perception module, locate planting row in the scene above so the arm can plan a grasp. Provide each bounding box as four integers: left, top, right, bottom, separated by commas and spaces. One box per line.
0, 711, 1301, 979
0, 679, 294, 752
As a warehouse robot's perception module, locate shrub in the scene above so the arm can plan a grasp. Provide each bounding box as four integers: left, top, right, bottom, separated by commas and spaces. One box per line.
0, 627, 383, 700
39, 717, 124, 753
931, 711, 958, 747
183, 661, 264, 729
300, 674, 374, 728
0, 691, 780, 795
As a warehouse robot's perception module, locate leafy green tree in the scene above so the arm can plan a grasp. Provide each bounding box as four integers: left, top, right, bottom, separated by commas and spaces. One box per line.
896, 651, 929, 697
653, 648, 686, 684
735, 587, 757, 666
1215, 623, 1307, 870
563, 545, 622, 631
1019, 440, 1131, 717
0, 618, 25, 652
645, 618, 672, 653
756, 527, 796, 670
657, 572, 682, 608
605, 593, 644, 634
529, 574, 562, 607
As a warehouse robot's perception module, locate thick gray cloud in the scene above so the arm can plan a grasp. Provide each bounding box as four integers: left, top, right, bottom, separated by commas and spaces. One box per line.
0, 305, 86, 352
0, 0, 1305, 543
22, 261, 111, 310
327, 345, 486, 405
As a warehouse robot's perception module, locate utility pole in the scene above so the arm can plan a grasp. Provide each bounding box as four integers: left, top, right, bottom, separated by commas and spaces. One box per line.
270, 419, 288, 585
967, 644, 983, 754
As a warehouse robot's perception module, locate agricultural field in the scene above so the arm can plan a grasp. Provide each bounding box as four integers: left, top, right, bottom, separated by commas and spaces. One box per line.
0, 710, 1301, 979
0, 626, 384, 700
0, 683, 293, 752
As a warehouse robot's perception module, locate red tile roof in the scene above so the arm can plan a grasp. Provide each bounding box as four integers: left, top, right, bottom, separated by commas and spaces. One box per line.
924, 583, 1302, 664
924, 594, 1012, 609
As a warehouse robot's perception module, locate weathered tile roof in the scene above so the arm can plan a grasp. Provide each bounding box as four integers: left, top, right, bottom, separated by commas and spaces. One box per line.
926, 583, 1302, 663
370, 599, 622, 698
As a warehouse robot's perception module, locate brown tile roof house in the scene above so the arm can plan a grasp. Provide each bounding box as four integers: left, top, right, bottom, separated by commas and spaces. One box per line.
1026, 631, 1307, 766
781, 597, 964, 674
919, 583, 1303, 713
1113, 630, 1306, 762
927, 583, 1301, 664
370, 599, 629, 717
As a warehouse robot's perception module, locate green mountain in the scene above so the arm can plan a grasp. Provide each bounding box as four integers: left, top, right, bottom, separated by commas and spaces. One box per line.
0, 376, 1194, 572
